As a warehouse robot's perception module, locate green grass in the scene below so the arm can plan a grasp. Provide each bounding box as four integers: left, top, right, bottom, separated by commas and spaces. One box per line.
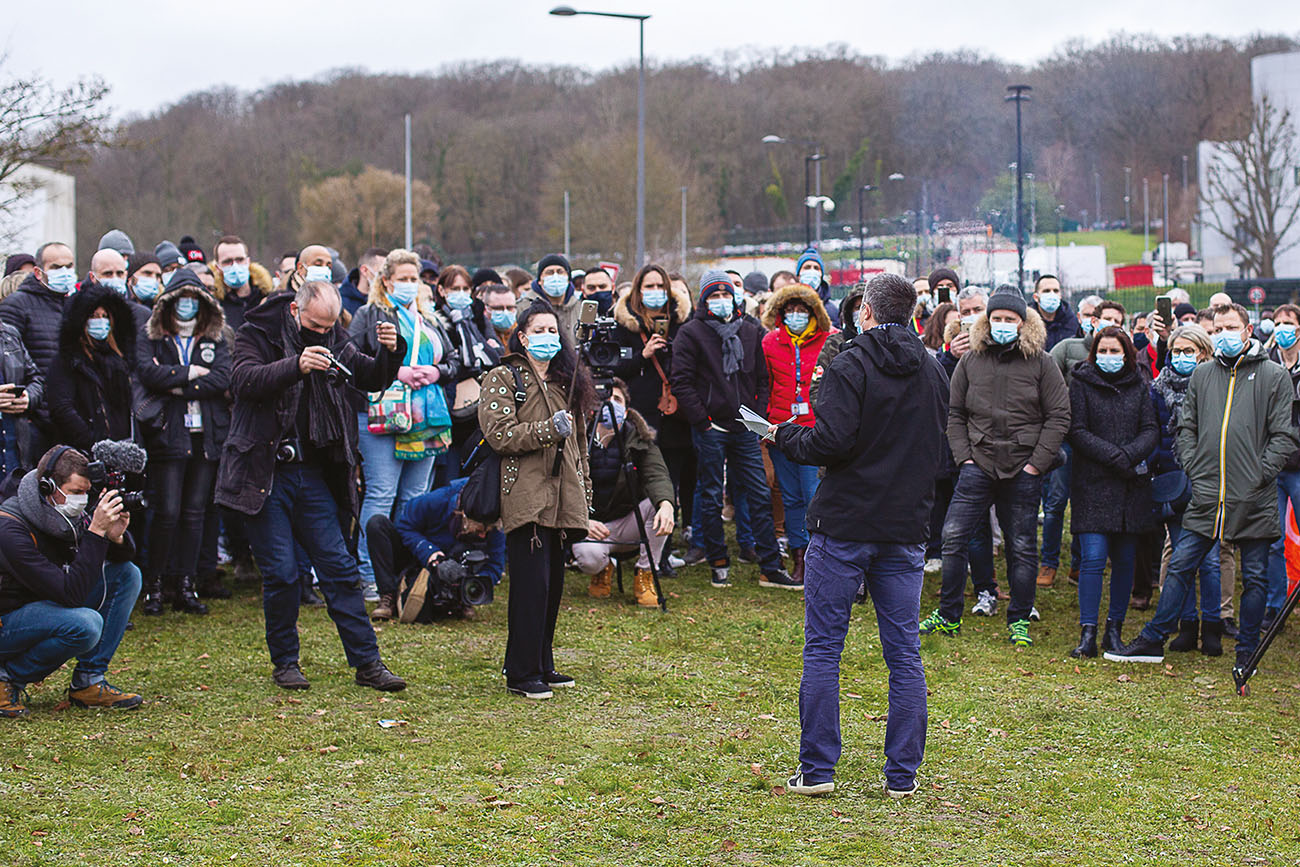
3, 552, 1299, 866
1051, 230, 1150, 266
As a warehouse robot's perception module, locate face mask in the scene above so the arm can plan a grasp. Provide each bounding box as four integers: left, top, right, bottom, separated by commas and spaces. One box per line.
1170, 353, 1199, 376
133, 276, 160, 301
46, 267, 77, 294
164, 268, 181, 286
1096, 354, 1125, 374
86, 317, 112, 341
490, 310, 515, 331
641, 288, 668, 309
304, 265, 333, 283
1038, 292, 1061, 313
298, 317, 330, 346
447, 290, 473, 310
223, 263, 250, 288
917, 293, 932, 311
54, 491, 89, 519
990, 322, 1020, 345
525, 331, 561, 361
541, 274, 569, 297
102, 277, 127, 296
1213, 329, 1245, 357
389, 281, 419, 307
601, 401, 627, 429
960, 314, 976, 326
707, 296, 734, 320
1276, 324, 1298, 349
1080, 318, 1096, 336
784, 311, 810, 333
799, 269, 822, 288
1258, 319, 1275, 337
175, 297, 200, 321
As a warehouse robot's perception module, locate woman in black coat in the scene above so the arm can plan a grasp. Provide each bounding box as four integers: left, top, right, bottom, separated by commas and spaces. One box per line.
135, 269, 232, 616
46, 284, 136, 451
1067, 325, 1159, 658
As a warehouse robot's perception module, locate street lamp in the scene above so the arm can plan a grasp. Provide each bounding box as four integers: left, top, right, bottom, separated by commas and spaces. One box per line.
550, 6, 651, 267
1123, 166, 1132, 227
761, 135, 824, 248
1005, 84, 1032, 291
857, 184, 878, 272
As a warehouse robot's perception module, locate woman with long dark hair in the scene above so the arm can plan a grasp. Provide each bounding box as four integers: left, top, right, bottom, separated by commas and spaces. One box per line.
479, 299, 594, 700
46, 285, 136, 451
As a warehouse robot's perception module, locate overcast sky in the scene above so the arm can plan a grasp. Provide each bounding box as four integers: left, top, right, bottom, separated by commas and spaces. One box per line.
4, 1, 1293, 118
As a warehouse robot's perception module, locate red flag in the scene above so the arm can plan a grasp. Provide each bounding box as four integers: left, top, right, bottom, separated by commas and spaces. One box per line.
1285, 502, 1300, 596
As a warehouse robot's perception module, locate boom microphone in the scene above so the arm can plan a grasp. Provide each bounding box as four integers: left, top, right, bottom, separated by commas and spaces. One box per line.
91, 439, 148, 474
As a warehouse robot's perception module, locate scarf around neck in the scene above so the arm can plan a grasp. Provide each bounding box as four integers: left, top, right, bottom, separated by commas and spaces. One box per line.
6, 469, 82, 543
707, 316, 745, 376
281, 307, 349, 450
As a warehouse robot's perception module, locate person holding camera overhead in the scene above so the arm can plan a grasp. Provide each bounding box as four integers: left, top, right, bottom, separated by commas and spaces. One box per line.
45, 284, 136, 452
135, 269, 231, 616
478, 299, 594, 700
215, 277, 408, 693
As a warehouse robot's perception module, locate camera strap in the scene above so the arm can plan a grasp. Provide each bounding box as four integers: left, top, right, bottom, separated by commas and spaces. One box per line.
640, 334, 677, 415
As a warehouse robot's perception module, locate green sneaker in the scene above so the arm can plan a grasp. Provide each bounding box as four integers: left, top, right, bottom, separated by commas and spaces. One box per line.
1008, 619, 1033, 647
919, 609, 961, 636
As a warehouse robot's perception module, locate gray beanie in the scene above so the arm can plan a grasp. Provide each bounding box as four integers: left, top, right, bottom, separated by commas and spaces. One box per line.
742, 271, 768, 296
986, 285, 1028, 320
698, 270, 735, 303
98, 228, 135, 257
154, 240, 183, 269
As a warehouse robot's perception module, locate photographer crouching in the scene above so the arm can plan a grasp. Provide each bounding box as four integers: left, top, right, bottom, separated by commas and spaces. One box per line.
0, 446, 142, 717
365, 476, 506, 621
215, 279, 407, 692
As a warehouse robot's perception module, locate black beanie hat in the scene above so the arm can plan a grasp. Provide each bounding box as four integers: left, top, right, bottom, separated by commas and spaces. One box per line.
178, 235, 205, 264
472, 268, 503, 289
127, 252, 160, 280
986, 285, 1028, 320
1173, 302, 1197, 320
927, 268, 960, 302
536, 253, 571, 278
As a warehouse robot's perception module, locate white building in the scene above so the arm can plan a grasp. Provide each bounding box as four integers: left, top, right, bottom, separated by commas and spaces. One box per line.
0, 164, 76, 257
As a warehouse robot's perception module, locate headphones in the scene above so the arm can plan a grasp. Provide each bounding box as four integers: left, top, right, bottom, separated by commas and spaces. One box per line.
38, 445, 81, 498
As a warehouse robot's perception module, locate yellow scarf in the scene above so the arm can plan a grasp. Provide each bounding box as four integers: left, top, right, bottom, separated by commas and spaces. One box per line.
786, 318, 818, 346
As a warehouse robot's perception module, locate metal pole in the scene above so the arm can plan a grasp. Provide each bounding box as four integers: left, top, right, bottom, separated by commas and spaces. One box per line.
814, 155, 823, 247
635, 18, 646, 268
1162, 173, 1170, 284
803, 155, 812, 248
563, 190, 570, 259
1056, 208, 1062, 273
403, 113, 413, 249
1124, 166, 1132, 227
679, 186, 687, 272
920, 179, 928, 277
1015, 104, 1025, 290
1182, 155, 1189, 193
858, 187, 865, 272
1143, 177, 1150, 256
1028, 174, 1036, 235
1094, 169, 1101, 228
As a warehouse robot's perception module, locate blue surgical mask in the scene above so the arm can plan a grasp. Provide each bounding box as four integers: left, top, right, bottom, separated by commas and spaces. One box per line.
46, 267, 77, 294
641, 288, 668, 310
799, 269, 822, 288
1276, 324, 1298, 349
540, 274, 569, 297
707, 296, 734, 319
223, 263, 250, 288
960, 314, 976, 326
1258, 318, 1275, 337
102, 277, 127, 296
86, 317, 111, 341
1096, 354, 1125, 374
133, 276, 160, 301
175, 297, 200, 321
389, 281, 419, 307
1213, 329, 1245, 357
305, 265, 333, 283
447, 290, 473, 310
490, 309, 515, 331
1038, 292, 1061, 313
784, 311, 810, 333
601, 401, 627, 429
990, 322, 1020, 345
164, 268, 181, 286
1170, 353, 1199, 376
1080, 318, 1096, 336
525, 331, 561, 361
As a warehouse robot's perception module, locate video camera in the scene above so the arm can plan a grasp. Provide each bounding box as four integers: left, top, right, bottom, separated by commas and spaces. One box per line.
88, 440, 149, 510
577, 298, 635, 379
428, 547, 495, 611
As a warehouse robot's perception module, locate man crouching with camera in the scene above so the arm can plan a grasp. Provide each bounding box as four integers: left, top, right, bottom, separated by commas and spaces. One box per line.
215, 278, 408, 692
0, 446, 142, 717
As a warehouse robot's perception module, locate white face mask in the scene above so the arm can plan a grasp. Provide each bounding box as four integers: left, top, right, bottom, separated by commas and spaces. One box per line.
55, 491, 88, 519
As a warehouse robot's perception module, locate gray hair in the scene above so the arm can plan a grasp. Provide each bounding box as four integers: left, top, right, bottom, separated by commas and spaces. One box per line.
864, 273, 917, 326
1167, 323, 1213, 359
296, 279, 342, 311
957, 285, 988, 304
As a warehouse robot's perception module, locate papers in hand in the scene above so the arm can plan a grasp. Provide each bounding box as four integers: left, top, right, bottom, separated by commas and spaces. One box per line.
737, 404, 792, 440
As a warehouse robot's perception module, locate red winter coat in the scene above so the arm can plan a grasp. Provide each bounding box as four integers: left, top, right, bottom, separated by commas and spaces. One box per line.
762, 325, 833, 427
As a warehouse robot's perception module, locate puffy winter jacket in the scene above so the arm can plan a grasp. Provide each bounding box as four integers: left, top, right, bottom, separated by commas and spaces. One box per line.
760, 283, 835, 427
0, 272, 67, 374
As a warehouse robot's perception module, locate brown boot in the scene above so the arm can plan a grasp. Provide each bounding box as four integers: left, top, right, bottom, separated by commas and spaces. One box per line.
68, 681, 143, 710
1036, 565, 1056, 587
370, 592, 397, 621
0, 680, 29, 718
791, 548, 807, 585
633, 568, 658, 608
589, 563, 614, 599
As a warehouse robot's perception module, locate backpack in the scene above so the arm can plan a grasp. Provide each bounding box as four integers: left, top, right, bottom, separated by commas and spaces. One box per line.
457, 364, 527, 524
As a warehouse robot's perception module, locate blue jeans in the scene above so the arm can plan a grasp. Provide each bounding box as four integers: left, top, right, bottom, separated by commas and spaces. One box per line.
356, 416, 435, 585
1266, 470, 1300, 610
769, 448, 821, 550
1077, 533, 1137, 626
0, 561, 140, 687
691, 469, 756, 549
1142, 531, 1269, 655
799, 533, 926, 790
692, 427, 780, 571
1166, 519, 1221, 621
245, 464, 381, 669
1040, 444, 1079, 571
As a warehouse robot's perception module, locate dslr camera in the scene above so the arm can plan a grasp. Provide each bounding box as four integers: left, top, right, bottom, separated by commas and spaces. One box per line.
577, 298, 634, 378
88, 440, 149, 510
429, 547, 495, 612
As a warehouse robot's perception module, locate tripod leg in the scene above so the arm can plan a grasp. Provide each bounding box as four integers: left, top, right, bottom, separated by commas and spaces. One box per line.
1233, 582, 1300, 695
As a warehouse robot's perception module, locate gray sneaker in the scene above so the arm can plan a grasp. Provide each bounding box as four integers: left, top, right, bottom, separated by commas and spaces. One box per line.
971, 590, 997, 617
711, 566, 731, 587
361, 581, 381, 603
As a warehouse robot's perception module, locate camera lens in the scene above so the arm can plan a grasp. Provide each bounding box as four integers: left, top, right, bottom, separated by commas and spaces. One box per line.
462, 576, 494, 607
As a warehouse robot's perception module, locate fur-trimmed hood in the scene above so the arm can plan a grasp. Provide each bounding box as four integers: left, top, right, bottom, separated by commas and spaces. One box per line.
968, 308, 1047, 357
613, 282, 691, 333
58, 283, 137, 364
209, 261, 274, 301
761, 282, 832, 332
147, 270, 227, 341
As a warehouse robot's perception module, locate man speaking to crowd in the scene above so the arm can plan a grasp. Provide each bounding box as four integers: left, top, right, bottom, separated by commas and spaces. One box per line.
769, 273, 949, 799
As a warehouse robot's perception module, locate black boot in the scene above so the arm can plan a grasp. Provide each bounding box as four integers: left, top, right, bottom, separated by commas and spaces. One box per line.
1200, 619, 1223, 657
171, 576, 209, 615
1167, 619, 1199, 652
1069, 624, 1098, 659
1101, 619, 1124, 653
141, 576, 165, 616
299, 574, 326, 607
196, 570, 233, 599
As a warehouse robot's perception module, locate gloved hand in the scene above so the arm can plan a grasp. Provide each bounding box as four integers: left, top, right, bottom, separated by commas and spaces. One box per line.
551, 410, 573, 438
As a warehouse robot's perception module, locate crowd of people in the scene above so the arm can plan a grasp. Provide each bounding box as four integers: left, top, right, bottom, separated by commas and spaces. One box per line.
0, 230, 1293, 781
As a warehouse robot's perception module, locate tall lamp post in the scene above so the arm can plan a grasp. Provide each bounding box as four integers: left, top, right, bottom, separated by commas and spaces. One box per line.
857, 184, 878, 274
1005, 84, 1032, 291
1123, 166, 1132, 227
762, 135, 822, 248
551, 6, 650, 267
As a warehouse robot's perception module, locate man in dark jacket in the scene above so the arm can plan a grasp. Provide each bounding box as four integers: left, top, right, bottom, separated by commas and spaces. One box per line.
773, 273, 948, 799
1031, 274, 1080, 351
214, 279, 408, 693
0, 322, 44, 474
0, 446, 142, 716
670, 271, 792, 589
1109, 303, 1298, 669
209, 235, 276, 332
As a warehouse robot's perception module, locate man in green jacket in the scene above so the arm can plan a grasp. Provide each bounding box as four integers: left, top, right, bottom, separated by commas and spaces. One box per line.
1108, 303, 1299, 669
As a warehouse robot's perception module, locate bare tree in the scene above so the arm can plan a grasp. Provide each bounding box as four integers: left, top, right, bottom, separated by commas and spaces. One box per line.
299, 167, 438, 263
1202, 95, 1300, 278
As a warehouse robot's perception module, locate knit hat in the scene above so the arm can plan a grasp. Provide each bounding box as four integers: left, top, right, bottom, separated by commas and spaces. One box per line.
472, 267, 503, 289
4, 253, 34, 276
98, 228, 135, 257
419, 258, 439, 278
986, 285, 1028, 320
178, 235, 205, 264
742, 271, 768, 296
698, 270, 735, 303
536, 253, 571, 278
927, 267, 960, 302
1173, 302, 1197, 321
795, 248, 824, 282
154, 240, 183, 269
127, 252, 159, 280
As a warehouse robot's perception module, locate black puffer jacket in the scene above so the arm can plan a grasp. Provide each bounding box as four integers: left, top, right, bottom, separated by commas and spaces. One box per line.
46, 285, 137, 451
136, 270, 232, 462
669, 296, 769, 435
1068, 362, 1160, 535
588, 407, 675, 522
0, 322, 45, 468
0, 272, 67, 374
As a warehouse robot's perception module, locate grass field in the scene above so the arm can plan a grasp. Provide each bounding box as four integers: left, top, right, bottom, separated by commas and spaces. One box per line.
3, 551, 1299, 866
1050, 230, 1150, 266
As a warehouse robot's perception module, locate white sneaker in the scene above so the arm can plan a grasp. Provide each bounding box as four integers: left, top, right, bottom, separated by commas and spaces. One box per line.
923, 558, 943, 575
971, 590, 997, 617
362, 581, 381, 603
884, 780, 918, 799
1029, 606, 1041, 622
667, 554, 685, 569
787, 772, 834, 796
711, 566, 731, 588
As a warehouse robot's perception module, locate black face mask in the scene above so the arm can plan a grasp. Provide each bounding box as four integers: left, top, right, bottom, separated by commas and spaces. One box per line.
299, 318, 330, 346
